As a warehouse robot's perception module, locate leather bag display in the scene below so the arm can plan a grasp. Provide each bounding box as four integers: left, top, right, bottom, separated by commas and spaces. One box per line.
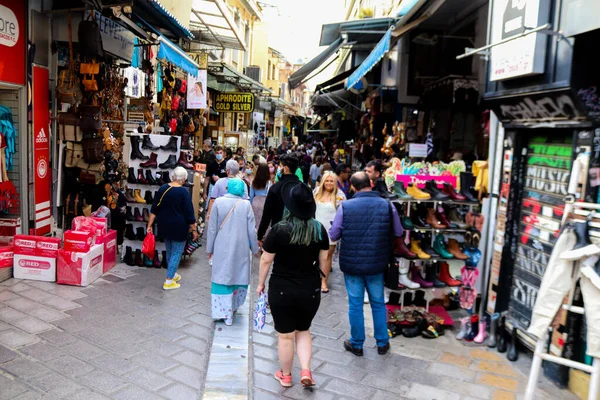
79, 105, 102, 132
58, 112, 82, 142
65, 142, 84, 168
80, 62, 100, 92
82, 136, 104, 164
57, 13, 83, 104
78, 12, 104, 59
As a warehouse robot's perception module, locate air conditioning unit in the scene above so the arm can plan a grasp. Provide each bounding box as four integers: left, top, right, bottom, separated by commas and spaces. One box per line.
244, 66, 261, 82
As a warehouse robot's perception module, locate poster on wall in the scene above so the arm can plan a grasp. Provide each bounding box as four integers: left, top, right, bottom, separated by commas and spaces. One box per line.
187, 70, 207, 109
489, 0, 550, 81
0, 0, 26, 86
32, 66, 51, 235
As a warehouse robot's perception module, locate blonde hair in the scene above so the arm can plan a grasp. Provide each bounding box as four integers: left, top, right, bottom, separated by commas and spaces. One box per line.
314, 171, 341, 209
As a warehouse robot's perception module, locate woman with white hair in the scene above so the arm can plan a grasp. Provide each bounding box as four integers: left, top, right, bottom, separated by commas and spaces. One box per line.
147, 167, 198, 290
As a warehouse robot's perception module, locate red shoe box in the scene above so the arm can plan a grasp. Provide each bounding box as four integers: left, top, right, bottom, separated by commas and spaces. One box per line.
64, 230, 94, 252
100, 230, 117, 273
57, 244, 104, 287
91, 217, 108, 238
0, 217, 21, 245
35, 237, 61, 258
0, 246, 14, 268
13, 235, 38, 255
13, 254, 56, 282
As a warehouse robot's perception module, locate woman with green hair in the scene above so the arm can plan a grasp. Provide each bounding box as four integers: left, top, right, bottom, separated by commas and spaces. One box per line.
256, 182, 329, 388
207, 178, 259, 326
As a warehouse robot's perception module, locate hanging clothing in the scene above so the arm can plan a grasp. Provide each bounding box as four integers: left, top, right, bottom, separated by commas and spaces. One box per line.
0, 106, 16, 170
459, 266, 478, 310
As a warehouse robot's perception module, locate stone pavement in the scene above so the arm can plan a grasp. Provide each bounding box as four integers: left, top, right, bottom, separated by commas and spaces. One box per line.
250, 264, 578, 400
0, 258, 214, 400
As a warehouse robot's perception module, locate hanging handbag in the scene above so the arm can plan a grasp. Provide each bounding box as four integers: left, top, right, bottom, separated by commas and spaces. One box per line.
179, 79, 187, 95
65, 193, 84, 216
57, 13, 83, 104
58, 112, 82, 142
79, 105, 102, 132
78, 12, 104, 59
80, 62, 100, 92
78, 161, 103, 185
171, 94, 180, 111
82, 135, 105, 164
65, 142, 84, 168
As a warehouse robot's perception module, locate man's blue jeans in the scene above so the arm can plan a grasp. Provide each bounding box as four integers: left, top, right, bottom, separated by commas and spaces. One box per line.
344, 273, 389, 348
165, 239, 186, 279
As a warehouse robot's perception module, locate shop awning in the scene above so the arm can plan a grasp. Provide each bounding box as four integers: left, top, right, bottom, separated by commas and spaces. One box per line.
289, 37, 346, 89
208, 62, 271, 93
157, 34, 200, 76
133, 0, 194, 39
319, 17, 398, 47
315, 66, 358, 93
345, 29, 392, 90
189, 0, 247, 51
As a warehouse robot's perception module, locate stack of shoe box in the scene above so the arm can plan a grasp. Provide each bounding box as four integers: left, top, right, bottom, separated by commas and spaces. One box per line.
0, 245, 13, 282
13, 235, 61, 282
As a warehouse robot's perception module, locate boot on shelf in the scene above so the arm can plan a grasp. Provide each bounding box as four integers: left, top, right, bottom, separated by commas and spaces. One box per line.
123, 246, 134, 266
438, 262, 462, 286
142, 135, 159, 151
134, 207, 143, 222
410, 264, 433, 288
412, 290, 426, 307
162, 171, 171, 183
177, 151, 194, 169
142, 208, 150, 222
465, 315, 479, 341
125, 224, 135, 240
130, 136, 149, 161
425, 264, 446, 288
125, 189, 136, 203
423, 181, 449, 201
420, 237, 438, 258
181, 133, 192, 150
159, 154, 177, 169
140, 152, 158, 168
436, 206, 455, 228
410, 240, 431, 260
456, 317, 469, 340
145, 170, 156, 185
127, 167, 137, 183
459, 172, 478, 203
153, 250, 162, 268
447, 207, 468, 228
398, 262, 420, 289
134, 249, 143, 266
144, 190, 154, 204
497, 316, 508, 353
161, 251, 168, 268
406, 183, 430, 200
487, 313, 500, 348
156, 172, 165, 186
441, 183, 466, 202
474, 318, 487, 344
136, 227, 146, 241
401, 215, 414, 230
394, 237, 417, 259
447, 239, 468, 260
433, 235, 454, 259
426, 208, 447, 229
160, 136, 178, 152
137, 169, 148, 184
134, 189, 146, 203
143, 254, 153, 267
184, 172, 195, 187
125, 207, 133, 221
393, 182, 413, 200
507, 326, 519, 361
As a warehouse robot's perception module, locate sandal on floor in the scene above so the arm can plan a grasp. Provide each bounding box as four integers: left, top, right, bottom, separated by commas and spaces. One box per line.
300, 369, 315, 387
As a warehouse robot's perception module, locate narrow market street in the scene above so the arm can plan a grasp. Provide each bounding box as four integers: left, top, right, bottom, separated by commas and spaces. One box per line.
0, 255, 576, 400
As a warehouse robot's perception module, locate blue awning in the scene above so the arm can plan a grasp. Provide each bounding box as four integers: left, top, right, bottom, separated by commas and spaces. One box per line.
157, 35, 200, 77
142, 0, 194, 39
345, 29, 392, 90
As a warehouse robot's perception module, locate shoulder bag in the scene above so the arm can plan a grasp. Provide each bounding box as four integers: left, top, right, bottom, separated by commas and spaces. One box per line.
219, 200, 243, 232
58, 112, 82, 142
57, 13, 83, 104
65, 142, 84, 167
78, 12, 104, 59
79, 105, 102, 133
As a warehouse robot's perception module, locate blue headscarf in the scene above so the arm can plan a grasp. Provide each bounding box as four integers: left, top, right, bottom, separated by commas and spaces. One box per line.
227, 178, 245, 197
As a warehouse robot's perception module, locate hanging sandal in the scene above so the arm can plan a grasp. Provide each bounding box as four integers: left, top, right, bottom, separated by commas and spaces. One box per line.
300, 369, 315, 387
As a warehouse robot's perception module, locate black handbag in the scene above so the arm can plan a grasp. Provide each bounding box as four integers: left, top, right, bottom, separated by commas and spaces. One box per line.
79, 105, 102, 132
78, 13, 104, 59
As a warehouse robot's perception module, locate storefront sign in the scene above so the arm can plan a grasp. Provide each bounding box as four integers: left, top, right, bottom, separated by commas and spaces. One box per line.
84, 11, 135, 62
408, 144, 427, 158
490, 0, 549, 81
488, 89, 587, 122
214, 92, 255, 113
396, 174, 457, 188
0, 0, 25, 85
187, 70, 207, 109
32, 66, 51, 235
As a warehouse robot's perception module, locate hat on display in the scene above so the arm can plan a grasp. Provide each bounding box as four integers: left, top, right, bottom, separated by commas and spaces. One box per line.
281, 182, 316, 220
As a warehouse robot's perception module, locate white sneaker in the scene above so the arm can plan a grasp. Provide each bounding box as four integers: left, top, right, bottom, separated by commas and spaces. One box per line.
364, 292, 369, 304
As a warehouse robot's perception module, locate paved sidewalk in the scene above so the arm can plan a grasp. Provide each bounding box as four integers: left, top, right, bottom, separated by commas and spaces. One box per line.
0, 258, 214, 400
250, 266, 578, 400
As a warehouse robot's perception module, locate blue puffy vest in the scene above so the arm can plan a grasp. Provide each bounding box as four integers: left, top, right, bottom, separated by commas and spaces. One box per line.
339, 191, 391, 276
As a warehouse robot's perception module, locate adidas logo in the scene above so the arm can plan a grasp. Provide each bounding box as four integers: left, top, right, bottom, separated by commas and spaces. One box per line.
35, 128, 48, 144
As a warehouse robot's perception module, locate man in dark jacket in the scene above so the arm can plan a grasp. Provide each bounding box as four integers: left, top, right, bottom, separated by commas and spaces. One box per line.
329, 172, 403, 356
365, 159, 388, 197
257, 154, 300, 245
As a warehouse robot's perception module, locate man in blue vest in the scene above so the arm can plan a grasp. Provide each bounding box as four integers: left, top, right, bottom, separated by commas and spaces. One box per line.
329, 171, 403, 356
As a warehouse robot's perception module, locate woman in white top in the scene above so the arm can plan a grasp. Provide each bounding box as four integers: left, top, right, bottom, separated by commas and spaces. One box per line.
313, 171, 346, 293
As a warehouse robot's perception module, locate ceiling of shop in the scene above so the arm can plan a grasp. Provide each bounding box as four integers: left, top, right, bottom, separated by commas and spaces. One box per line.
418, 0, 487, 31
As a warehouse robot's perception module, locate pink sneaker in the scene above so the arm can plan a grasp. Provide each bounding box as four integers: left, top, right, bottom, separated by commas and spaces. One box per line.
300, 369, 315, 387
274, 370, 292, 387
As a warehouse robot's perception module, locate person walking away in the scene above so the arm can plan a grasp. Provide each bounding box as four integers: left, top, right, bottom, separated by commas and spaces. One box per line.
250, 163, 272, 229
313, 171, 346, 293
257, 154, 300, 245
309, 156, 322, 187
147, 167, 198, 290
207, 179, 259, 325
256, 183, 329, 388
329, 172, 403, 356
210, 159, 249, 200
204, 145, 227, 203
335, 163, 352, 198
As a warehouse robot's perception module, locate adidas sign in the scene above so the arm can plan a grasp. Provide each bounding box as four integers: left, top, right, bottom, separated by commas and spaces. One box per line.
35, 128, 48, 144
